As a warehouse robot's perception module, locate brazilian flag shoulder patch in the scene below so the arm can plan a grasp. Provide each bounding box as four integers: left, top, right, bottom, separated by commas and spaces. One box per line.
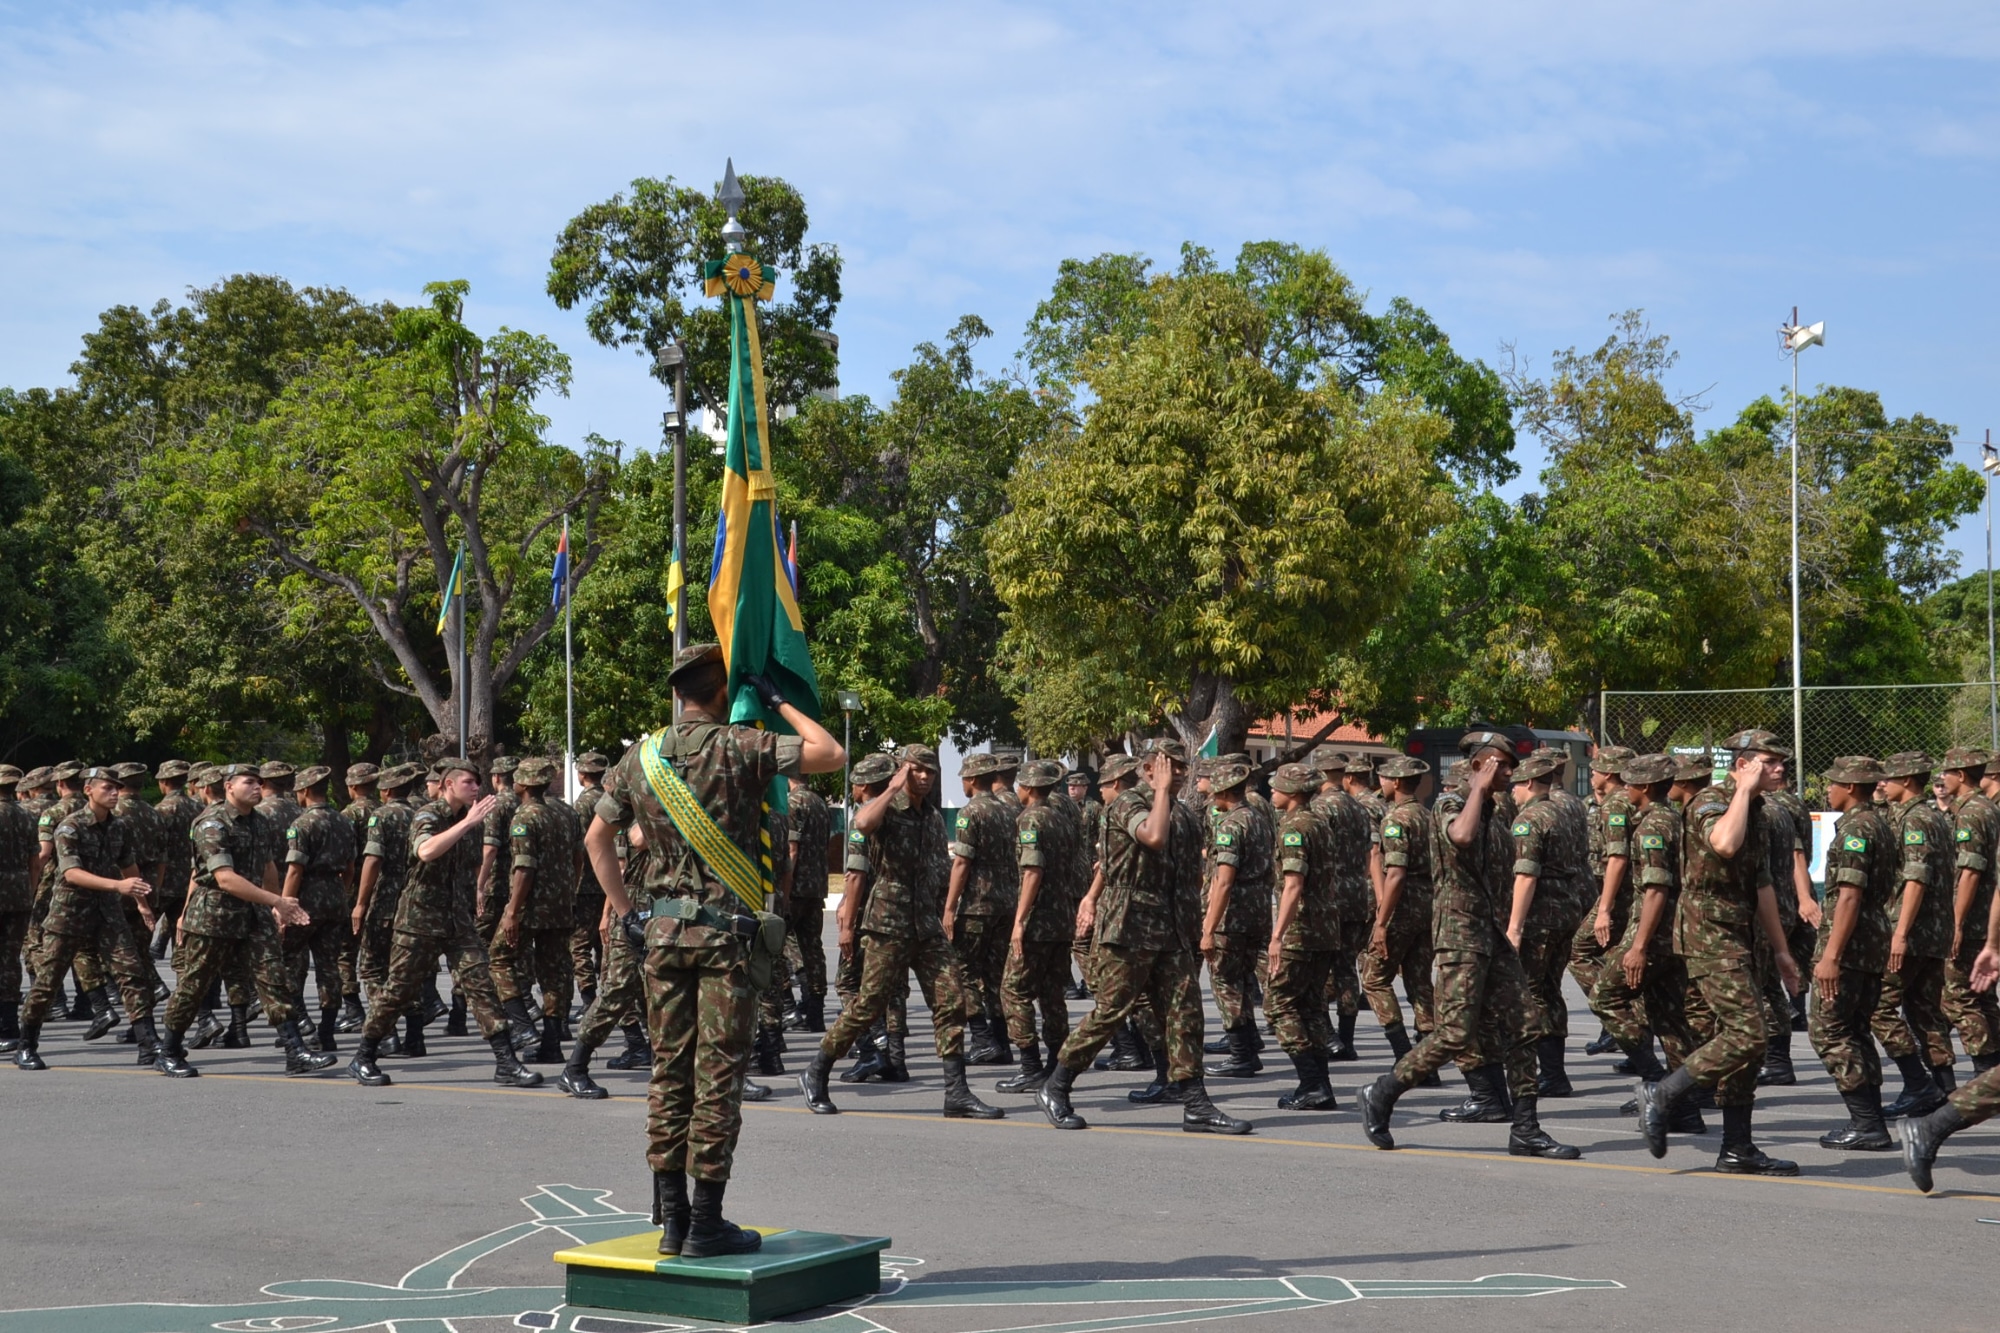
955, 812, 969, 831
1905, 829, 1925, 845
1020, 827, 1038, 844
1843, 835, 1867, 853
1382, 822, 1402, 838
512, 824, 527, 836
1641, 834, 1665, 850
286, 827, 298, 839
1512, 822, 1532, 837
1282, 830, 1304, 846
1607, 814, 1626, 827
1959, 827, 1974, 842
1215, 832, 1235, 847
368, 815, 379, 827
848, 829, 866, 844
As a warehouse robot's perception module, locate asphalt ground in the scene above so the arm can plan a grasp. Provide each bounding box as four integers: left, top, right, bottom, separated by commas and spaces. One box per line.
6, 923, 2000, 1333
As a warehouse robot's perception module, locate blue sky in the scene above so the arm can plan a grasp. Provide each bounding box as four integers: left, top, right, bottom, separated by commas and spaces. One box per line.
6, 2, 2000, 572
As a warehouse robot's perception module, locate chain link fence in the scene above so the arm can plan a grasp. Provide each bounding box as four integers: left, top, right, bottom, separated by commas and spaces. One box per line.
1601, 683, 2000, 799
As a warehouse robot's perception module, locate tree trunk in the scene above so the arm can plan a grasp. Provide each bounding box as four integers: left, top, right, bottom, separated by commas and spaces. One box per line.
1173, 673, 1251, 757
320, 713, 352, 778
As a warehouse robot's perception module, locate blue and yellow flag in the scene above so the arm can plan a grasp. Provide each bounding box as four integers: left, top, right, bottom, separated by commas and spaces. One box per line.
702, 251, 823, 742
435, 543, 464, 636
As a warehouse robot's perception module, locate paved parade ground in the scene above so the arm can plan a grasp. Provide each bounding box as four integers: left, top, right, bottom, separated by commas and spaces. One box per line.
6, 953, 1998, 1333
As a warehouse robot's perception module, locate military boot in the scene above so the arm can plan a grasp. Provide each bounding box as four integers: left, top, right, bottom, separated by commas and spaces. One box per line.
399, 1011, 427, 1059
753, 1025, 784, 1077
1884, 1052, 1947, 1119
1932, 1059, 1959, 1093
606, 1023, 651, 1070
0, 1000, 20, 1054
1508, 1094, 1582, 1158
490, 1031, 545, 1087
1360, 1073, 1403, 1148
942, 1056, 1005, 1119
316, 1004, 341, 1055
1716, 1103, 1798, 1175
280, 1020, 340, 1075
1534, 1034, 1573, 1098
839, 1027, 886, 1083
967, 1011, 1013, 1066
1636, 1066, 1696, 1158
219, 1003, 253, 1049
1584, 1029, 1619, 1056
12, 1021, 44, 1071
1383, 1022, 1413, 1061
1102, 1022, 1147, 1072
800, 1048, 839, 1114
445, 992, 469, 1036
681, 1179, 762, 1258
799, 991, 826, 1032
1756, 1030, 1796, 1086
188, 1007, 224, 1050
63, 979, 90, 1022
1180, 1079, 1254, 1134
1037, 1061, 1087, 1130
1278, 1050, 1337, 1110
557, 1034, 609, 1099
653, 1172, 691, 1256
348, 1035, 392, 1087
878, 1030, 910, 1082
995, 1041, 1047, 1094
336, 994, 366, 1033
83, 987, 121, 1041
1327, 1011, 1358, 1062
500, 997, 537, 1054
1439, 1064, 1512, 1122
1902, 1101, 1971, 1192
1128, 1045, 1180, 1104
531, 1016, 564, 1065
155, 1026, 198, 1078
150, 921, 171, 961
132, 1015, 161, 1068
1205, 1022, 1263, 1078
1819, 1086, 1894, 1150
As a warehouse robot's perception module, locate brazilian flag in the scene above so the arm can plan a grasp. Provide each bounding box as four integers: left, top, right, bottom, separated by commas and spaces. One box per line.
702, 251, 824, 772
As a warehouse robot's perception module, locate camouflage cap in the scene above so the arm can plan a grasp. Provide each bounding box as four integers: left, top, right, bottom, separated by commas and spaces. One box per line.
79, 765, 121, 784
1344, 754, 1378, 776
342, 762, 380, 786
295, 765, 333, 790
1589, 745, 1637, 774
1209, 761, 1251, 792
1619, 754, 1676, 786
1513, 751, 1562, 782
1672, 753, 1715, 783
1142, 737, 1188, 763
257, 761, 294, 780
666, 641, 724, 687
0, 765, 21, 787
1270, 762, 1319, 794
1378, 755, 1430, 780
897, 743, 941, 772
490, 755, 520, 776
51, 761, 86, 781
575, 751, 609, 775
216, 762, 261, 782
851, 753, 896, 785
379, 763, 424, 791
1941, 746, 1992, 773
1722, 728, 1792, 759
1218, 751, 1250, 766
1307, 745, 1347, 773
960, 753, 998, 779
1824, 754, 1884, 785
1879, 750, 1933, 780
1458, 729, 1513, 758
434, 757, 484, 781
108, 761, 149, 783
514, 757, 556, 785
1017, 759, 1063, 789
185, 764, 216, 788
1099, 754, 1142, 783
1064, 769, 1095, 785
155, 759, 191, 781
20, 766, 49, 788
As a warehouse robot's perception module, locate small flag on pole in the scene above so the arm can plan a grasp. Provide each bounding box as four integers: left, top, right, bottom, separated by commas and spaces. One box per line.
665, 540, 685, 634
435, 545, 463, 636
551, 521, 571, 608
784, 518, 800, 596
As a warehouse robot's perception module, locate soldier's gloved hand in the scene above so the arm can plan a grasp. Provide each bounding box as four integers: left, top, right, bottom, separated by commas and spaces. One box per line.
744, 673, 787, 712
621, 909, 649, 951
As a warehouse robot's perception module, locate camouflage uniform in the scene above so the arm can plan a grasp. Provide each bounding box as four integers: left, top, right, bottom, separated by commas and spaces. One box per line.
575, 819, 648, 1050
1569, 786, 1634, 1003
1810, 800, 1894, 1094
161, 799, 298, 1034
948, 782, 1020, 1038
359, 797, 508, 1045
1872, 792, 1955, 1071
154, 779, 204, 952
25, 790, 84, 991
1269, 800, 1338, 1057
1592, 796, 1698, 1069
569, 758, 611, 997
491, 789, 576, 1021
0, 782, 36, 1012
1310, 785, 1374, 1031
356, 793, 416, 994
781, 783, 831, 1003
335, 776, 381, 1002
1510, 787, 1582, 1061
1002, 787, 1078, 1053
1207, 796, 1274, 1033
110, 785, 168, 998
1364, 795, 1435, 1037
1759, 786, 1815, 1037
283, 801, 357, 1015
599, 721, 803, 1180
21, 801, 156, 1031
1672, 780, 1775, 1106
477, 781, 523, 946
1945, 787, 2000, 1060
1069, 788, 1104, 990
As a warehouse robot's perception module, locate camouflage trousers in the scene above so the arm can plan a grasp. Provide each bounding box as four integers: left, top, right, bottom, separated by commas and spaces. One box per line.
1001, 937, 1071, 1051
492, 925, 574, 1021
571, 891, 606, 994
1058, 944, 1202, 1082
119, 898, 166, 998
1519, 925, 1573, 1043
1208, 932, 1262, 1030
361, 928, 504, 1043
1268, 948, 1335, 1056
152, 875, 188, 949
1566, 902, 1625, 1013
1360, 914, 1434, 1036
24, 921, 155, 1030
1809, 967, 1884, 1094
644, 936, 757, 1182
1071, 934, 1093, 992
1760, 916, 1817, 1037
162, 928, 294, 1033
0, 908, 28, 1005
335, 879, 359, 999
1680, 954, 1769, 1106
1872, 953, 1951, 1067
282, 915, 350, 1013
785, 895, 827, 999
577, 917, 646, 1049
1942, 933, 2000, 1058
1590, 939, 1704, 1071
1947, 1056, 2000, 1124
835, 938, 906, 1037
356, 894, 401, 995
952, 912, 1009, 1023
822, 931, 968, 1061
1393, 947, 1543, 1101
1329, 915, 1367, 1021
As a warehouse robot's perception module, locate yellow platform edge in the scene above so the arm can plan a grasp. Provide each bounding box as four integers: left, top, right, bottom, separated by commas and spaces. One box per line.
554, 1227, 792, 1274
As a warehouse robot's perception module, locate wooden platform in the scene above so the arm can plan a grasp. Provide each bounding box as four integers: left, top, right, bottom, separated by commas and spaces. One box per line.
555, 1227, 890, 1325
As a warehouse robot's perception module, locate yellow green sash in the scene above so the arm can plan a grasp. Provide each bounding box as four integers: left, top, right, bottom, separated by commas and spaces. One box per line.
638, 730, 768, 914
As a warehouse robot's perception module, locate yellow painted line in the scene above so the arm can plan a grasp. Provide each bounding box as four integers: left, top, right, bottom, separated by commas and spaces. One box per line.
46, 1064, 1997, 1202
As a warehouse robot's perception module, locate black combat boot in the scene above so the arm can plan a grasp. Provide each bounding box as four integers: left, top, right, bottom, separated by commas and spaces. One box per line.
12, 1020, 45, 1071
653, 1172, 690, 1256
1585, 1029, 1619, 1056
1902, 1101, 1971, 1193
1278, 1050, 1337, 1110
188, 1007, 224, 1050
295, 992, 322, 1051
681, 1179, 762, 1258
971, 1007, 1013, 1065
839, 1027, 886, 1083
1205, 1022, 1263, 1078
1103, 1022, 1147, 1072
1618, 1036, 1668, 1083
1128, 1046, 1179, 1104
942, 1056, 1005, 1119
1819, 1086, 1894, 1150
1180, 1078, 1254, 1134
753, 1025, 784, 1077
1328, 1011, 1358, 1062
1411, 1030, 1442, 1086
132, 1015, 160, 1068
1360, 1073, 1403, 1148
1037, 1061, 1087, 1130
83, 987, 121, 1041
606, 1023, 651, 1070
1063, 976, 1090, 1001
0, 1000, 19, 1054
995, 1042, 1047, 1094
1383, 1022, 1413, 1061
155, 1026, 198, 1077
63, 979, 89, 1022
1128, 1023, 1154, 1070
1636, 1065, 1695, 1158
1508, 1094, 1582, 1158
1534, 1034, 1573, 1098
281, 1019, 340, 1075
1756, 1031, 1796, 1086
1884, 1052, 1947, 1119
221, 1003, 252, 1049
399, 1011, 428, 1058
557, 1034, 609, 1099
336, 994, 366, 1033
1667, 1096, 1708, 1135
500, 997, 536, 1053
878, 1030, 910, 1082
802, 992, 826, 1032
445, 992, 470, 1037
1439, 1064, 1512, 1123
574, 985, 597, 1022
490, 1031, 545, 1087
349, 1035, 392, 1086
1933, 1060, 1958, 1093
317, 1004, 340, 1055
531, 1016, 564, 1065
150, 921, 171, 961
964, 1012, 997, 1063
1716, 1103, 1798, 1175
1203, 1032, 1232, 1055
800, 1048, 839, 1114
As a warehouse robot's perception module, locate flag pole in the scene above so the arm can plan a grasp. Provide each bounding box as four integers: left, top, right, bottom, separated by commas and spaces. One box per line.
562, 514, 575, 786
456, 537, 468, 759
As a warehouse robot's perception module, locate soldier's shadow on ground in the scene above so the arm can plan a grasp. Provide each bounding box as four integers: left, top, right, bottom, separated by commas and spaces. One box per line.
922, 1243, 1578, 1285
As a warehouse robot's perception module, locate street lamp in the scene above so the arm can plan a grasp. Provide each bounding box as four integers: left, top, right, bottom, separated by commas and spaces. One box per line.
655, 340, 689, 665
1983, 432, 1998, 748
836, 689, 862, 821
1779, 308, 1824, 793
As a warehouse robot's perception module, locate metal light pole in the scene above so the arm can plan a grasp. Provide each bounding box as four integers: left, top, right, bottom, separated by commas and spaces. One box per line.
837, 690, 861, 813
1779, 309, 1824, 793
1984, 431, 1998, 748
656, 341, 690, 660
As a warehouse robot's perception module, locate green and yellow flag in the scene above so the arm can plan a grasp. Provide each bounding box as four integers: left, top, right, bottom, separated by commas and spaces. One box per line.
435, 543, 463, 636
702, 251, 823, 744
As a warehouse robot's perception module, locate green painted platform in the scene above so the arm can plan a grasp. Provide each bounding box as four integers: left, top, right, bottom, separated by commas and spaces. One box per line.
555, 1227, 890, 1325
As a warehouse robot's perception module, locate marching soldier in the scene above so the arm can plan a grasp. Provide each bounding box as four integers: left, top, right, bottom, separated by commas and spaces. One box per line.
281, 766, 357, 1053
995, 759, 1079, 1093
945, 753, 1019, 1065
1267, 762, 1339, 1110
333, 763, 382, 1033
1364, 756, 1436, 1069
1065, 769, 1101, 1001
779, 771, 832, 1033
1939, 748, 2000, 1086
559, 809, 651, 1100
1504, 750, 1586, 1098
351, 763, 421, 1041
1809, 755, 1898, 1150
493, 757, 577, 1065
1202, 759, 1273, 1078
475, 759, 522, 1040
1309, 748, 1373, 1063
570, 752, 611, 1011
1572, 746, 1634, 1056
0, 766, 39, 1053
1874, 752, 1954, 1119
152, 760, 201, 963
